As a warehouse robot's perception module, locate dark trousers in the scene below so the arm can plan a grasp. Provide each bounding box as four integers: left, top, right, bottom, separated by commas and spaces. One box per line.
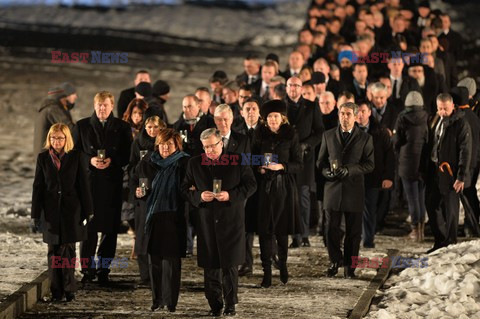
48, 243, 76, 298
463, 167, 480, 230
244, 232, 254, 268
427, 188, 460, 247
80, 232, 117, 276
401, 178, 426, 226
259, 234, 288, 268
363, 188, 380, 246
325, 210, 362, 266
137, 254, 150, 281
294, 185, 311, 241
149, 255, 181, 308
204, 267, 238, 311
376, 189, 391, 231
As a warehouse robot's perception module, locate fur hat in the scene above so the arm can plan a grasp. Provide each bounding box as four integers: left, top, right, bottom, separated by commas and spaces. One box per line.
450, 86, 470, 106
152, 80, 170, 96
260, 99, 287, 119
405, 91, 424, 107
135, 82, 152, 98
457, 77, 477, 97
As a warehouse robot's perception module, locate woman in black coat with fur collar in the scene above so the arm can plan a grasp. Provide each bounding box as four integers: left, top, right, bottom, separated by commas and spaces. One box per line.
252, 99, 303, 288
32, 123, 93, 302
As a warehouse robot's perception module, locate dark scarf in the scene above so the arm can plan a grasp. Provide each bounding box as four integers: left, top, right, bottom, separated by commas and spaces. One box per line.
145, 150, 189, 233
49, 148, 65, 171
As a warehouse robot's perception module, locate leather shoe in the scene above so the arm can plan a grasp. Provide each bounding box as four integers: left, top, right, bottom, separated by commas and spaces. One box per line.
167, 305, 176, 312
279, 264, 289, 284
151, 302, 164, 311
289, 238, 300, 248
65, 292, 75, 302
207, 309, 222, 317
81, 272, 95, 283
238, 264, 253, 276
301, 238, 311, 247
272, 255, 280, 270
97, 274, 110, 286
344, 266, 356, 279
326, 263, 340, 277
224, 305, 236, 316
261, 270, 272, 288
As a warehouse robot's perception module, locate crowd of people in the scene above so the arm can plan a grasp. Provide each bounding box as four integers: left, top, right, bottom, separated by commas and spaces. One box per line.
30, 0, 480, 316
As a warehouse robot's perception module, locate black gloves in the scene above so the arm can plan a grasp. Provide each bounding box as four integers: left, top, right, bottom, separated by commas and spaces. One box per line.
322, 167, 349, 181
31, 218, 41, 233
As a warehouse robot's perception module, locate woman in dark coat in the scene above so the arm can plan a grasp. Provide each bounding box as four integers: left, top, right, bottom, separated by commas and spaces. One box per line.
132, 128, 189, 313
128, 115, 166, 284
31, 123, 93, 302
252, 99, 303, 288
122, 98, 148, 139
394, 91, 429, 241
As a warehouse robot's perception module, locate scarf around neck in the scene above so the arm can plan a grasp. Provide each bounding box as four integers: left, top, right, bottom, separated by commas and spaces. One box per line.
49, 148, 65, 171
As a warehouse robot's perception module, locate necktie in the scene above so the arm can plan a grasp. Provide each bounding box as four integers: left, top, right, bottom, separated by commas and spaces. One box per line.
189, 124, 195, 132
248, 76, 253, 85
222, 137, 228, 149
342, 131, 350, 142
431, 119, 444, 163
392, 79, 398, 99
264, 85, 270, 99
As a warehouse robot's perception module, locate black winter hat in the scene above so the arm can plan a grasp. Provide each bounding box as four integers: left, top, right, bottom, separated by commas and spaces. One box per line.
450, 87, 470, 106
260, 99, 287, 119
311, 72, 326, 84
152, 80, 170, 96
135, 82, 152, 98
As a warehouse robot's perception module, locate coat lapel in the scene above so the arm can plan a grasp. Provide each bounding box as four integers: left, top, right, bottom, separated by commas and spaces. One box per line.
227, 132, 238, 153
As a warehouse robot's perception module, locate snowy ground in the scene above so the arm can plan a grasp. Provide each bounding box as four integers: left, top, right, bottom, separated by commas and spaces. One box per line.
367, 240, 480, 319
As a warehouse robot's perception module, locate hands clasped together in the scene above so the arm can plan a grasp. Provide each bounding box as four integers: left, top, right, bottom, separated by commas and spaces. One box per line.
322, 167, 349, 182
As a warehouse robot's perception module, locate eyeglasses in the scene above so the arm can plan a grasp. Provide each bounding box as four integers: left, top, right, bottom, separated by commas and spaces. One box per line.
202, 140, 222, 150
50, 137, 66, 141
287, 84, 302, 88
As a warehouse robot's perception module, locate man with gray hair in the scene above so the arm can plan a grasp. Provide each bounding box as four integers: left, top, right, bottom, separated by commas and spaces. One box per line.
370, 82, 401, 136
182, 127, 256, 317
426, 93, 472, 253
317, 102, 374, 278
214, 104, 250, 155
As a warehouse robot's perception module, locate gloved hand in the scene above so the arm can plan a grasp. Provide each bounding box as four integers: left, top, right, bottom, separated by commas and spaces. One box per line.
336, 167, 349, 179
322, 168, 337, 181
300, 143, 311, 157
31, 218, 41, 233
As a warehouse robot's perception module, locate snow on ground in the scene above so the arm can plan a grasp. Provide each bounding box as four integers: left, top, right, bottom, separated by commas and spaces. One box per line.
367, 240, 480, 319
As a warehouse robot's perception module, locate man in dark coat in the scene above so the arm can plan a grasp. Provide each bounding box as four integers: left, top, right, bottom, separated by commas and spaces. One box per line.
181, 128, 256, 317
116, 70, 150, 118
356, 101, 394, 248
73, 91, 132, 284
316, 102, 374, 278
408, 63, 439, 116
313, 58, 341, 98
340, 63, 369, 101
33, 83, 77, 156
450, 87, 480, 237
286, 76, 324, 248
235, 53, 261, 86
173, 94, 215, 157
370, 82, 401, 135
426, 93, 472, 253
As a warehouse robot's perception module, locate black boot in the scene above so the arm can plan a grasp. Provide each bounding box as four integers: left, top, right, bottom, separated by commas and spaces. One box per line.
261, 267, 272, 288
279, 262, 289, 284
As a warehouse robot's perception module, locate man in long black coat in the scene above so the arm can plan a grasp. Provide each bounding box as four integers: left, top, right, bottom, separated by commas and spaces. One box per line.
317, 102, 374, 278
285, 76, 324, 247
116, 70, 150, 118
181, 128, 256, 317
74, 91, 132, 284
426, 93, 472, 252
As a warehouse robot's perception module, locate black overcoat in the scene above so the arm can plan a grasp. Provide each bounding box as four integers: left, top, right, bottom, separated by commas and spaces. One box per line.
131, 154, 188, 257
73, 112, 132, 233
181, 152, 257, 268
173, 114, 215, 157
252, 124, 303, 235
31, 150, 93, 244
316, 125, 374, 213
225, 131, 251, 155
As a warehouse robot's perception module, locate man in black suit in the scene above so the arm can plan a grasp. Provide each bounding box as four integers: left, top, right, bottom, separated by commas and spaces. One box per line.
316, 102, 374, 278
221, 81, 242, 119
281, 51, 305, 81
356, 101, 394, 248
74, 91, 132, 284
213, 104, 250, 156
235, 53, 261, 86
408, 63, 439, 115
173, 94, 215, 157
438, 13, 463, 62
252, 61, 278, 100
387, 57, 420, 106
181, 128, 256, 317
341, 63, 369, 102
370, 82, 401, 136
286, 76, 324, 248
116, 70, 150, 118
313, 58, 341, 98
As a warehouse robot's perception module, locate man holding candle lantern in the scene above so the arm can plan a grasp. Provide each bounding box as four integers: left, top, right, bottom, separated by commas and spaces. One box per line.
181, 128, 256, 317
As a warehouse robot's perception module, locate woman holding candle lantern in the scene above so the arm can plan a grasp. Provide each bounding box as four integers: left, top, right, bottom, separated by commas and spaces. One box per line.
132, 128, 189, 312
252, 99, 303, 288
31, 123, 93, 302
128, 115, 166, 284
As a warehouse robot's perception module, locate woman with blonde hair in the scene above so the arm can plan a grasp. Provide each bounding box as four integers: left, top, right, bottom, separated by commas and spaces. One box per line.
31, 123, 93, 302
